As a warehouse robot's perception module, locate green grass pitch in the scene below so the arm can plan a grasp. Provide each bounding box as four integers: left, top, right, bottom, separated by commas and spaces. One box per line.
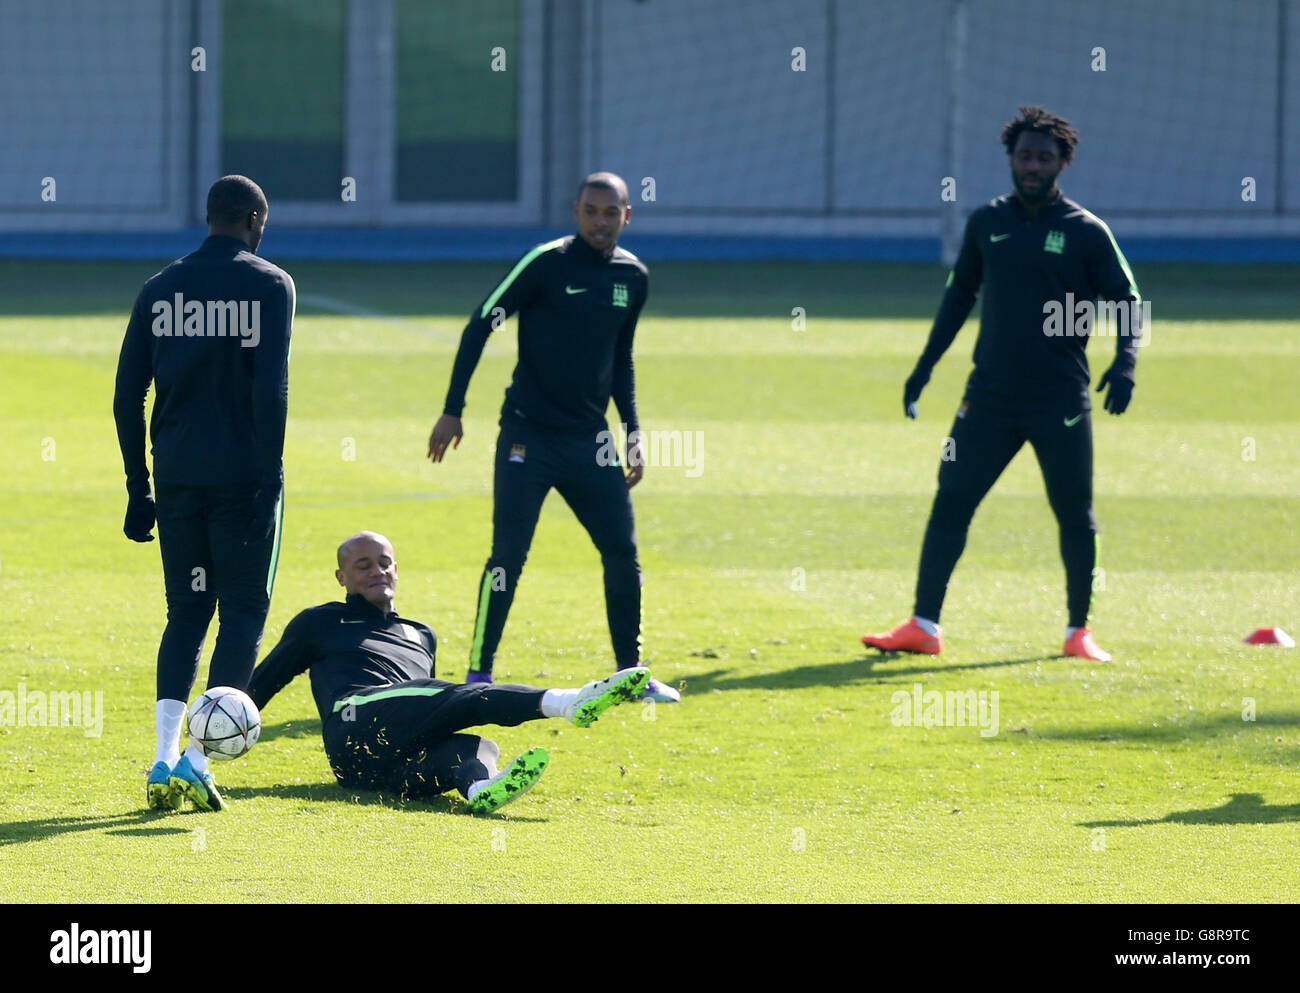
0, 258, 1296, 902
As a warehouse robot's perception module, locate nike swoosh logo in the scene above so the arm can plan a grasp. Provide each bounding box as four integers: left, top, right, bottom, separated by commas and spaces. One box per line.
340, 619, 365, 624
565, 286, 588, 294
1064, 414, 1083, 427
990, 233, 1011, 243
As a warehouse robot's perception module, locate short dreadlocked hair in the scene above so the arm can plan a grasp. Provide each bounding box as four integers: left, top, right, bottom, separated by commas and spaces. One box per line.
1000, 106, 1080, 164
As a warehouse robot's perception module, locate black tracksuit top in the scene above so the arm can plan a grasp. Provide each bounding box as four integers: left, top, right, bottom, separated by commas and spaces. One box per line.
442, 234, 648, 434
248, 594, 438, 723
920, 189, 1142, 413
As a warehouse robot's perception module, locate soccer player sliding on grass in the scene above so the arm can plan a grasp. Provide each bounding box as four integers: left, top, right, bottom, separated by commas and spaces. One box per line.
862, 106, 1142, 663
247, 532, 649, 815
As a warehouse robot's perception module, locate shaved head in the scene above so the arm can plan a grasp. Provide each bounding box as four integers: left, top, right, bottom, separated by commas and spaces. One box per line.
206, 174, 269, 253
335, 531, 398, 611
573, 171, 632, 255
206, 174, 267, 226
576, 171, 629, 206
337, 530, 393, 568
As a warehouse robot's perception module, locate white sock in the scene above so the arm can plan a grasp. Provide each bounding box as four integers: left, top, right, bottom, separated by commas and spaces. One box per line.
1066, 626, 1079, 639
914, 616, 941, 636
155, 699, 187, 767
183, 741, 209, 774
541, 688, 580, 719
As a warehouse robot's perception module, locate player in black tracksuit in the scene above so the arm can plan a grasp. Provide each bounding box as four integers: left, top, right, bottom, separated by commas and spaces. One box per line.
113, 176, 294, 810
247, 531, 649, 814
862, 107, 1142, 662
427, 172, 678, 702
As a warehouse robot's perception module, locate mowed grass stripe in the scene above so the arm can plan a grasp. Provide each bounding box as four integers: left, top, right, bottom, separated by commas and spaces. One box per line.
13, 409, 1282, 501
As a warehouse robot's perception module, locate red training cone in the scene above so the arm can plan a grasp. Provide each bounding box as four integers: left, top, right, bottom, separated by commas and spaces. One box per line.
1244, 627, 1296, 647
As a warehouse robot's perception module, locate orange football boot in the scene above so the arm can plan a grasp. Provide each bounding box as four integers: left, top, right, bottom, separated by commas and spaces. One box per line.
1064, 627, 1112, 662
861, 617, 942, 655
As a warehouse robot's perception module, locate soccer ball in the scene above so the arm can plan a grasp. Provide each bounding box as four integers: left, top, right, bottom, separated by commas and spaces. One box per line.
187, 686, 261, 759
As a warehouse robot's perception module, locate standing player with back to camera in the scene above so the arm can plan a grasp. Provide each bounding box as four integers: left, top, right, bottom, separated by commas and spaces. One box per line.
861, 106, 1142, 662
426, 171, 679, 703
113, 175, 295, 811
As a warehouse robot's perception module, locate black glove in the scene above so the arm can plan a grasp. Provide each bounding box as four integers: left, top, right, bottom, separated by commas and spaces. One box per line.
124, 484, 156, 542
1097, 362, 1134, 415
903, 365, 931, 419
243, 471, 283, 545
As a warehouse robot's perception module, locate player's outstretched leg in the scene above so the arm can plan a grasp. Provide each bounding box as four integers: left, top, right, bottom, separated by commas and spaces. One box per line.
169, 750, 225, 811
466, 747, 549, 815
861, 617, 942, 655
146, 761, 182, 811
565, 667, 649, 727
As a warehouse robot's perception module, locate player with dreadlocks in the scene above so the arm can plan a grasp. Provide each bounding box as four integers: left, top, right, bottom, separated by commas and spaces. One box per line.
861, 106, 1143, 662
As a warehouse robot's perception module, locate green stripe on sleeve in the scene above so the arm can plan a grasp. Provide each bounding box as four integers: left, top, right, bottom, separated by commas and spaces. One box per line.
1091, 214, 1141, 304
479, 238, 565, 319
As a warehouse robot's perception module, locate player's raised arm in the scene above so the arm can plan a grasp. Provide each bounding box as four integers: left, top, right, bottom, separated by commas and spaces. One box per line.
904, 211, 984, 418
247, 609, 318, 712
1089, 219, 1142, 415
612, 274, 646, 488
112, 291, 157, 541
428, 247, 550, 462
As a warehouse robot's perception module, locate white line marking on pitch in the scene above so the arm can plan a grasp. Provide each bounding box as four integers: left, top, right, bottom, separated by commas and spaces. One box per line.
299, 292, 457, 342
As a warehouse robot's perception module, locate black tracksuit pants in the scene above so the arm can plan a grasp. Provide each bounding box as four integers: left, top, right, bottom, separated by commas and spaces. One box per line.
468, 418, 642, 676
322, 679, 547, 798
154, 482, 283, 702
914, 400, 1098, 628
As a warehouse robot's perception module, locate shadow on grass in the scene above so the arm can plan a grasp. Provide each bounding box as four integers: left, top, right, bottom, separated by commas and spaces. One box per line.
1033, 710, 1300, 744
220, 782, 547, 822
223, 781, 451, 813
0, 809, 183, 846
857, 654, 1062, 681
677, 654, 1056, 694
259, 718, 323, 743
0, 781, 541, 846
249, 723, 548, 819
1081, 793, 1300, 828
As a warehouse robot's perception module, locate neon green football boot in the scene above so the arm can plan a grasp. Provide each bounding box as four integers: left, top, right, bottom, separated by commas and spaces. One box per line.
466, 747, 549, 815
566, 667, 650, 727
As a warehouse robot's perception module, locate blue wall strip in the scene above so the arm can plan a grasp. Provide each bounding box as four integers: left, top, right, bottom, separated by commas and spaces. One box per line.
2, 229, 1298, 264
